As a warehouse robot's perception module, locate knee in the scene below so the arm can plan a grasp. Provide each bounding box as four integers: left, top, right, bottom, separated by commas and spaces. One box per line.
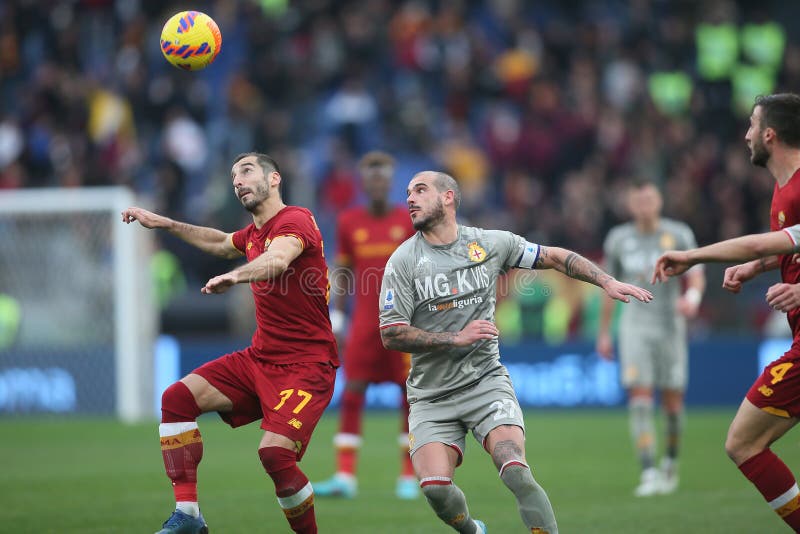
724, 432, 754, 465
420, 478, 450, 505
258, 445, 296, 474
161, 381, 201, 423
499, 461, 537, 493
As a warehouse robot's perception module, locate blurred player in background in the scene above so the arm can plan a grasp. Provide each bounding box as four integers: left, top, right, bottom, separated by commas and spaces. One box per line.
379, 171, 653, 534
596, 180, 705, 497
123, 153, 338, 534
314, 151, 418, 499
654, 93, 800, 532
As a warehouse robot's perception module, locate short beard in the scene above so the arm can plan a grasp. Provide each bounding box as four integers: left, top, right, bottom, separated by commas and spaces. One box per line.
412, 199, 445, 231
242, 184, 270, 212
750, 139, 770, 168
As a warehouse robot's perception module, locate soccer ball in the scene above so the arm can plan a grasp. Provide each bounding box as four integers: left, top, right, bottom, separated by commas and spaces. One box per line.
160, 11, 222, 71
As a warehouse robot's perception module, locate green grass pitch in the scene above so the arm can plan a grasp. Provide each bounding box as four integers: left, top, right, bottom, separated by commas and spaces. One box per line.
1, 409, 797, 533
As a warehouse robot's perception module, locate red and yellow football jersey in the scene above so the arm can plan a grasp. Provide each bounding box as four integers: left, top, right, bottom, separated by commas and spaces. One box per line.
771, 168, 800, 339
232, 206, 338, 366
335, 205, 415, 328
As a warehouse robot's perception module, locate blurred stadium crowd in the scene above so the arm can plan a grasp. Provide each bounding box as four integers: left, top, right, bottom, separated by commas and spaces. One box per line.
2, 0, 799, 341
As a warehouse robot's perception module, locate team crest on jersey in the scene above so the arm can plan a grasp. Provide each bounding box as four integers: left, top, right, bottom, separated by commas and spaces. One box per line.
354, 228, 369, 242
779, 211, 786, 228
659, 232, 676, 250
264, 238, 272, 249
247, 241, 253, 251
390, 225, 406, 240
467, 241, 486, 263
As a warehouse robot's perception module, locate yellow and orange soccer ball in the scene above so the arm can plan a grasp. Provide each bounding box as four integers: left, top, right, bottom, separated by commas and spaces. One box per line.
160, 11, 222, 71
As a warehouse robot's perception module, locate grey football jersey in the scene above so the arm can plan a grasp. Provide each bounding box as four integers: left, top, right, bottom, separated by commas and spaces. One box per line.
379, 225, 538, 402
603, 218, 699, 331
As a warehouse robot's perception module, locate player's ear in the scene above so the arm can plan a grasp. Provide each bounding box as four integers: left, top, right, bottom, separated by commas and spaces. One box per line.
270, 171, 282, 188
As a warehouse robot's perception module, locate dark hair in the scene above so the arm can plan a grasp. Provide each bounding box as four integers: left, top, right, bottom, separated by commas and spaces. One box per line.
629, 177, 660, 191
753, 93, 800, 148
359, 150, 395, 171
233, 152, 281, 176
433, 172, 461, 209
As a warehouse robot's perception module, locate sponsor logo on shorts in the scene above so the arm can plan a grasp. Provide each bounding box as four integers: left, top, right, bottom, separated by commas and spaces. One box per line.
287, 417, 303, 429
408, 432, 415, 449
758, 385, 774, 397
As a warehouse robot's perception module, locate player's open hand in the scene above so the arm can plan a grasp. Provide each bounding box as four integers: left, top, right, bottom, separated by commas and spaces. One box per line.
455, 320, 499, 346
604, 279, 653, 303
202, 272, 238, 294
766, 282, 800, 312
121, 207, 169, 229
651, 250, 692, 284
722, 263, 758, 294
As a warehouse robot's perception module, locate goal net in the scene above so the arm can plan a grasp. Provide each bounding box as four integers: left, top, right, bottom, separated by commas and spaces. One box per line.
0, 187, 156, 422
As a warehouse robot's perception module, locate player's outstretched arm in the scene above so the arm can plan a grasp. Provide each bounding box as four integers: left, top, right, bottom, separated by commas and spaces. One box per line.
652, 230, 794, 284
201, 235, 303, 294
381, 319, 499, 352
534, 246, 653, 303
121, 207, 241, 259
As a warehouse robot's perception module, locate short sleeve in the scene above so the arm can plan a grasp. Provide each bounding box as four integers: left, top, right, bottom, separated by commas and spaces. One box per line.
490, 230, 539, 271
231, 226, 250, 254
272, 209, 319, 251
783, 225, 800, 252
335, 214, 353, 266
379, 254, 415, 328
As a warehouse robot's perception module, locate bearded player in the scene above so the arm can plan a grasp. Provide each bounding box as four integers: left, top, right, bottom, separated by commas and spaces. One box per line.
123, 153, 338, 534
314, 151, 418, 499
654, 93, 800, 532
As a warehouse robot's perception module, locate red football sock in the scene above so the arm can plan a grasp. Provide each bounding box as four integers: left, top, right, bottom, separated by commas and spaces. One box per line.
160, 382, 203, 503
336, 390, 365, 475
739, 448, 800, 531
399, 394, 414, 477
260, 447, 317, 534
339, 389, 365, 435
160, 422, 203, 502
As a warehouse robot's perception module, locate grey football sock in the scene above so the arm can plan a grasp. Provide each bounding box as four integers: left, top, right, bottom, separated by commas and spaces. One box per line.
420, 477, 481, 533
499, 462, 558, 534
629, 396, 656, 470
665, 410, 683, 460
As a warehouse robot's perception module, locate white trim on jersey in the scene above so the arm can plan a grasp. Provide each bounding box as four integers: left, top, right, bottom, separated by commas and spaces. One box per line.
783, 225, 800, 252
380, 322, 410, 329
516, 241, 541, 269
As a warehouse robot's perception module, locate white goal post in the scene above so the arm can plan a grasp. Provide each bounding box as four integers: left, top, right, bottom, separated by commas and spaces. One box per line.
0, 187, 156, 422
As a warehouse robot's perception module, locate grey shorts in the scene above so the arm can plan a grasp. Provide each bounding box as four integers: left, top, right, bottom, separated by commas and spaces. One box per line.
618, 329, 688, 390
407, 373, 525, 461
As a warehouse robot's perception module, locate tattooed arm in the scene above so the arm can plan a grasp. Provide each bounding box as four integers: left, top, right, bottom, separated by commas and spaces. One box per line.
534, 246, 653, 303
381, 320, 499, 352
534, 246, 612, 286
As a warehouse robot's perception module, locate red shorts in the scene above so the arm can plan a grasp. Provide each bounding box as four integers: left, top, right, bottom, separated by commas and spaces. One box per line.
344, 323, 410, 384
193, 347, 336, 460
746, 344, 800, 418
